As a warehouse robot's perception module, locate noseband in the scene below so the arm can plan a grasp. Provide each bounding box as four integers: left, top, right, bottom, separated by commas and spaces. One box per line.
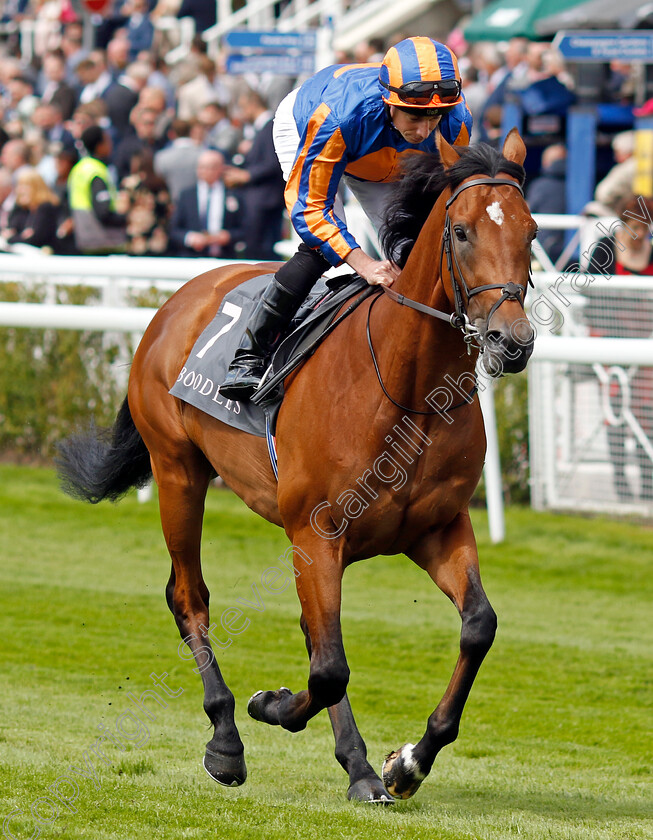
382, 176, 532, 354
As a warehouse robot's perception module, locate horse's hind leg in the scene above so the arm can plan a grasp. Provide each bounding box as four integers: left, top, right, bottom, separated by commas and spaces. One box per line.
154, 446, 246, 786
383, 510, 496, 799
299, 615, 394, 804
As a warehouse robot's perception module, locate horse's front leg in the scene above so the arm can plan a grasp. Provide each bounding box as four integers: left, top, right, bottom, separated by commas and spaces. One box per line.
247, 531, 350, 733
298, 615, 394, 803
383, 510, 497, 799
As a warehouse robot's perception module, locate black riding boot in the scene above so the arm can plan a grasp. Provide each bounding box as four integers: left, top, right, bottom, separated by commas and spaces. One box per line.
219, 278, 305, 400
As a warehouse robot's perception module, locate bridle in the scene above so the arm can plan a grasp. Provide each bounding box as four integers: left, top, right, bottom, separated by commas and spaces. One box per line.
381, 176, 533, 355
367, 175, 534, 415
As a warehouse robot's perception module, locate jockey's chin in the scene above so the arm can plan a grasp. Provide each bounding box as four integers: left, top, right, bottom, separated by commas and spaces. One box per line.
389, 107, 442, 144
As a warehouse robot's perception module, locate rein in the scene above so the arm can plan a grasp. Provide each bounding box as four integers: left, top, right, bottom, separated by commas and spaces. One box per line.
366, 291, 477, 416
368, 175, 531, 415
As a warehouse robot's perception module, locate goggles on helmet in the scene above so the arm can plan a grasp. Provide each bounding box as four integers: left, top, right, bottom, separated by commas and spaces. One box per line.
380, 78, 461, 106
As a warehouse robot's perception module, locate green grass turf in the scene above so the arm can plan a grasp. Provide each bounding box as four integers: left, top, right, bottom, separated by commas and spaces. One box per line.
0, 464, 651, 839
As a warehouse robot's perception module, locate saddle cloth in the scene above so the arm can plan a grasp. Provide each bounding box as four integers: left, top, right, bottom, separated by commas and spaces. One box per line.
169, 273, 368, 440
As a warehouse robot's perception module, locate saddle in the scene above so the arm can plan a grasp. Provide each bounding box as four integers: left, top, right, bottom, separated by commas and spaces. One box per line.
169, 273, 372, 445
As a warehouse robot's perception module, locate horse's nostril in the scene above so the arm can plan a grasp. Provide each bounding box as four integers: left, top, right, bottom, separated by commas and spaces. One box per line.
481, 326, 533, 377
485, 328, 533, 352
485, 330, 505, 349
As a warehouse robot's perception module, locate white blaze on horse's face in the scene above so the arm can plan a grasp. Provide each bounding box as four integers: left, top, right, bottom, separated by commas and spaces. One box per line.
486, 201, 504, 226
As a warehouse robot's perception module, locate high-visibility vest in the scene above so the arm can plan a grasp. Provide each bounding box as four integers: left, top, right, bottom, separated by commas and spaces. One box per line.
68, 156, 126, 253
69, 156, 117, 211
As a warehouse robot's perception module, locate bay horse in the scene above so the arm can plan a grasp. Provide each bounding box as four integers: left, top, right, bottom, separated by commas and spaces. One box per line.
57, 131, 536, 804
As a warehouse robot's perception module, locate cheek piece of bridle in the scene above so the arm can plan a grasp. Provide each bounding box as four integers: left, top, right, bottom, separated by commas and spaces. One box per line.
381, 176, 534, 356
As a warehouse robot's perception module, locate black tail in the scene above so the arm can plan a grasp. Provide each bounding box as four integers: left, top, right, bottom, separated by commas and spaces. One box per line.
56, 396, 152, 504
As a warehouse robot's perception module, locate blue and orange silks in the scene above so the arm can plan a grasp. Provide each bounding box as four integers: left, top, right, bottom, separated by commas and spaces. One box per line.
285, 63, 473, 266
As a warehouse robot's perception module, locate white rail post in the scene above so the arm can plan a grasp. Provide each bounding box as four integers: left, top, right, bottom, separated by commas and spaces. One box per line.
479, 379, 505, 544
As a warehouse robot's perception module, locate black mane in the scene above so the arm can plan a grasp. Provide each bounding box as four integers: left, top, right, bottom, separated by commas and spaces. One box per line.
380, 143, 526, 267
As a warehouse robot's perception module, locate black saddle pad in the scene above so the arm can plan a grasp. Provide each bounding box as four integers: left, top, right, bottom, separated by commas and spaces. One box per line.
169, 273, 368, 437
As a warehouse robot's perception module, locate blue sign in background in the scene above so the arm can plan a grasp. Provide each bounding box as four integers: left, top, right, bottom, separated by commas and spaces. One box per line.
553, 30, 653, 62
225, 53, 315, 76
223, 30, 316, 52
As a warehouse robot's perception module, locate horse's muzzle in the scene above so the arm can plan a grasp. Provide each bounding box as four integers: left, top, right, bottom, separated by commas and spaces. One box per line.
481, 323, 534, 376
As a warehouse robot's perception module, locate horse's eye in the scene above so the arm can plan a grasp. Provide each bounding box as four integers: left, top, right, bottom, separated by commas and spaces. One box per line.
454, 226, 467, 242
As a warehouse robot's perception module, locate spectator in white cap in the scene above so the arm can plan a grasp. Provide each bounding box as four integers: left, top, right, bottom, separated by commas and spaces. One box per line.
592, 131, 636, 215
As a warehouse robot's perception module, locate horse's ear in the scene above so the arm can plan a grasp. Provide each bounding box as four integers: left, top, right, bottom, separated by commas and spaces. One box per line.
437, 133, 461, 170
502, 128, 527, 166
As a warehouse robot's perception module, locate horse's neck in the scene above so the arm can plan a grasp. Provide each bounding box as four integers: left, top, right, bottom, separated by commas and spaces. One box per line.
395, 202, 449, 306
371, 200, 478, 406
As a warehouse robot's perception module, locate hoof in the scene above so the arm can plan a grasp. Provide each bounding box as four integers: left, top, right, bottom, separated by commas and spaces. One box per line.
382, 743, 426, 800
202, 748, 247, 787
247, 687, 293, 726
347, 778, 395, 804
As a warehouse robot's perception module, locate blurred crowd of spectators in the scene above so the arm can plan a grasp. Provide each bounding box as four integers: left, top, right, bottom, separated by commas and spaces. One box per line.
0, 0, 292, 257
449, 32, 646, 268
0, 1, 645, 259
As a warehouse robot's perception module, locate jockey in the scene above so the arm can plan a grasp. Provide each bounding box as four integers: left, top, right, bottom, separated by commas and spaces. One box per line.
220, 36, 472, 400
